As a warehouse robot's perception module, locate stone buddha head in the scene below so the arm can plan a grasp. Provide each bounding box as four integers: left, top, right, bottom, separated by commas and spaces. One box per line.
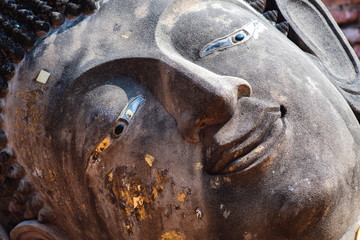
0, 0, 360, 239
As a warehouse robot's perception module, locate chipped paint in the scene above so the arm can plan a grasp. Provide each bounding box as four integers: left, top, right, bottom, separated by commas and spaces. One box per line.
36, 70, 50, 84
160, 231, 186, 240
145, 154, 155, 167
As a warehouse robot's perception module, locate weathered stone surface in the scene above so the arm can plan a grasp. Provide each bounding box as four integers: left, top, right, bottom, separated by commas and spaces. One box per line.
0, 0, 360, 239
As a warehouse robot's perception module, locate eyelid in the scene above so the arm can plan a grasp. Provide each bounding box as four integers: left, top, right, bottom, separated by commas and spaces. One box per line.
89, 96, 145, 161
199, 20, 259, 58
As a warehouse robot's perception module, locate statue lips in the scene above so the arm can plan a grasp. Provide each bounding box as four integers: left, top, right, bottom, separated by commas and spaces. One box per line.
207, 112, 287, 175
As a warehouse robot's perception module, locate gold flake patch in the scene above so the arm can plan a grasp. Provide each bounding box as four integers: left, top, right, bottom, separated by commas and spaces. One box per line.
145, 154, 155, 167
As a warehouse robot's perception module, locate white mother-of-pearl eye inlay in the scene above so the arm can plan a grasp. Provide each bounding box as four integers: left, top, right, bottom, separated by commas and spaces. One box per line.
200, 20, 264, 58
118, 96, 146, 124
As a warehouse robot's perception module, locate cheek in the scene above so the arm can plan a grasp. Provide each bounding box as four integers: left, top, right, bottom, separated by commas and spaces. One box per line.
201, 157, 343, 239
84, 98, 208, 237
273, 176, 339, 237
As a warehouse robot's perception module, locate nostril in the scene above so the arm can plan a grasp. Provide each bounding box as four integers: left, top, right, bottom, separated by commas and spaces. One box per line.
280, 105, 287, 118
237, 83, 252, 98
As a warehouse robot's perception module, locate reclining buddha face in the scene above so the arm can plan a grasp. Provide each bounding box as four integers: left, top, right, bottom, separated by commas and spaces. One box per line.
6, 0, 360, 239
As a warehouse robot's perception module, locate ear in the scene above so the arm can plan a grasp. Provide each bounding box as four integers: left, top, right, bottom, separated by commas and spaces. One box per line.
10, 220, 66, 240
272, 0, 360, 119
274, 0, 359, 84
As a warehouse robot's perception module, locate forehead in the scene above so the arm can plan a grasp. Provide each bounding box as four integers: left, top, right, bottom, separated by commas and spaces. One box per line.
20, 1, 256, 81
40, 1, 259, 56
16, 0, 299, 119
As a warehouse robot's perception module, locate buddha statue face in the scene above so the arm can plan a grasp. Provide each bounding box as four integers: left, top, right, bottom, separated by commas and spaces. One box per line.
1, 0, 360, 239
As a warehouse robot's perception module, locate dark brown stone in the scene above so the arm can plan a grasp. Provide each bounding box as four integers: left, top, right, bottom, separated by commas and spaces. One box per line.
0, 0, 360, 239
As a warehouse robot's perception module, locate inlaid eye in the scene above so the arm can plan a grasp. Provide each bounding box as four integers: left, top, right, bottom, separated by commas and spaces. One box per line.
200, 20, 261, 57
111, 96, 145, 139
233, 33, 245, 42
118, 96, 145, 123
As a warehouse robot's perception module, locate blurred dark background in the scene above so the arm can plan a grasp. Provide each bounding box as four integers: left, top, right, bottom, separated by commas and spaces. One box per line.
324, 0, 360, 57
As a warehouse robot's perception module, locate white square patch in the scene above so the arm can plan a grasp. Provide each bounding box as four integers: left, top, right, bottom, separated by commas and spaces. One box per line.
36, 70, 50, 84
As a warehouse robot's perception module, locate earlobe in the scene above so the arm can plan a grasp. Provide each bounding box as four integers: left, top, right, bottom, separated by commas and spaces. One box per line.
272, 0, 360, 84
270, 0, 360, 121
10, 220, 66, 240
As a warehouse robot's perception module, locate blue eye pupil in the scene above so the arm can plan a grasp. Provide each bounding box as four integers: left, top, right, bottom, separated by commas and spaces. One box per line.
235, 33, 245, 41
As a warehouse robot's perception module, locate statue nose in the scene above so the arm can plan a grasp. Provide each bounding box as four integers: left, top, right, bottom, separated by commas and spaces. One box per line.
163, 69, 252, 142
124, 59, 252, 142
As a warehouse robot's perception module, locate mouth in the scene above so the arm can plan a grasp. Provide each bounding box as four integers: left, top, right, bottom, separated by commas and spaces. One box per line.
206, 112, 287, 175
